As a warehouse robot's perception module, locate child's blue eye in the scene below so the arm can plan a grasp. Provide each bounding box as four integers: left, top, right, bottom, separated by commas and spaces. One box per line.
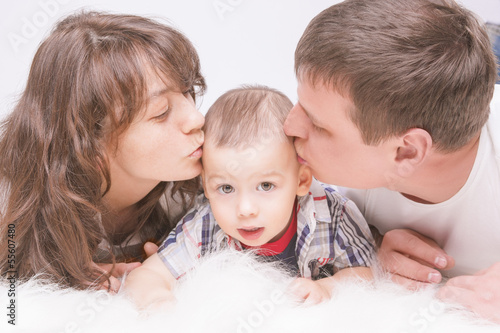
217, 184, 234, 194
257, 182, 275, 192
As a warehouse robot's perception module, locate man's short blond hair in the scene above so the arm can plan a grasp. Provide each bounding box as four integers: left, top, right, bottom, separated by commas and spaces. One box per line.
204, 85, 293, 148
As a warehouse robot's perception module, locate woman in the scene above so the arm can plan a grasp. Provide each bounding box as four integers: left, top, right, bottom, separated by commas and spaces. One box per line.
0, 11, 206, 291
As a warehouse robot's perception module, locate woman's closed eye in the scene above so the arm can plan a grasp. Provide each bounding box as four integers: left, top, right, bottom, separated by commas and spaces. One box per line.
152, 107, 171, 122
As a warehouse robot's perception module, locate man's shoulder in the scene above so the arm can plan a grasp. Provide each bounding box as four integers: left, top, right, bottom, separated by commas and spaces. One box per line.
486, 84, 500, 161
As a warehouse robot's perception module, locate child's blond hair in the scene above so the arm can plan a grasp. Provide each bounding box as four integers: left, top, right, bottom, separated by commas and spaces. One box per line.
204, 85, 293, 148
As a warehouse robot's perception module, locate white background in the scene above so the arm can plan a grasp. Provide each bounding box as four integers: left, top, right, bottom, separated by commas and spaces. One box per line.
1, 0, 499, 119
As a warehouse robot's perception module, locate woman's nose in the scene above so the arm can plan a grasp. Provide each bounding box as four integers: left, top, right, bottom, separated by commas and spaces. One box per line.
182, 100, 205, 135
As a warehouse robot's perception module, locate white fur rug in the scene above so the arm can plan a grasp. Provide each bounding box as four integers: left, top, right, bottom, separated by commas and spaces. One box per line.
1, 250, 498, 333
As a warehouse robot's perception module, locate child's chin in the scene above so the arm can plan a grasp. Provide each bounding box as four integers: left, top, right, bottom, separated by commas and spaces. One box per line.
237, 237, 268, 248
240, 240, 265, 247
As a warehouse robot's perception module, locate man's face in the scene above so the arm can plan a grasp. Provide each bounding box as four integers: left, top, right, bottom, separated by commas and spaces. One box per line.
283, 79, 393, 189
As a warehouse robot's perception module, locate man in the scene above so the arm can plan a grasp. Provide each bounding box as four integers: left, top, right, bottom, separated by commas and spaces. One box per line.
284, 0, 500, 323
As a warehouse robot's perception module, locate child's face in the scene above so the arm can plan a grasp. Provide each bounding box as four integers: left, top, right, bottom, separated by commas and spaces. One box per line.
283, 79, 394, 189
202, 139, 311, 247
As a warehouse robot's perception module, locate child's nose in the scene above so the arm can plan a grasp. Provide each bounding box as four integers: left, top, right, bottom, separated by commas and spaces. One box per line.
237, 195, 258, 217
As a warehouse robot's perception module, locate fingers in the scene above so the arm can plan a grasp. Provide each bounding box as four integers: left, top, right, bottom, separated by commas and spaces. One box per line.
439, 285, 500, 324
99, 275, 122, 294
288, 278, 329, 305
144, 242, 159, 258
437, 284, 490, 314
378, 229, 456, 285
87, 262, 122, 293
288, 278, 310, 299
390, 273, 434, 290
437, 267, 500, 324
303, 291, 324, 306
378, 247, 443, 283
444, 275, 479, 290
440, 275, 497, 304
382, 229, 451, 269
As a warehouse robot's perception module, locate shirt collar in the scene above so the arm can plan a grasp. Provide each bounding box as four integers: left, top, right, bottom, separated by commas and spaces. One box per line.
297, 179, 332, 225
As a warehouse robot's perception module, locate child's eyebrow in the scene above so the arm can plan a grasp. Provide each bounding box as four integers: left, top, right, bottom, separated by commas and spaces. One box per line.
205, 174, 229, 183
258, 170, 286, 178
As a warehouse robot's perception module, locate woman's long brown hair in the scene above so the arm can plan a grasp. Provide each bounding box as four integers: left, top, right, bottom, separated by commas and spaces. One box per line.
0, 11, 205, 289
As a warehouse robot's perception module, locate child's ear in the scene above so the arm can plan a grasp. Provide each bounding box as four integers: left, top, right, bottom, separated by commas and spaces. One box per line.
394, 128, 432, 177
296, 164, 313, 196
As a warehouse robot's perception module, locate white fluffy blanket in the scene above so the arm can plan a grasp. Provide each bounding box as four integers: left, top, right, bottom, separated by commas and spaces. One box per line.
1, 250, 498, 333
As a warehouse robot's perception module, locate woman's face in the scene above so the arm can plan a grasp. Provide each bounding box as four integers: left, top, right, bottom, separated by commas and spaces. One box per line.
106, 74, 205, 193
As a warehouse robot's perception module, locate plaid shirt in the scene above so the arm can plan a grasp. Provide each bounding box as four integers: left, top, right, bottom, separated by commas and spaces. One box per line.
158, 179, 375, 280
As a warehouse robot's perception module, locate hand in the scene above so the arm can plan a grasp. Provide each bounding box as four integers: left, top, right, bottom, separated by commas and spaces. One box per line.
143, 241, 159, 258
123, 253, 177, 311
378, 229, 454, 288
437, 263, 500, 324
288, 277, 331, 305
93, 241, 158, 292
93, 261, 141, 293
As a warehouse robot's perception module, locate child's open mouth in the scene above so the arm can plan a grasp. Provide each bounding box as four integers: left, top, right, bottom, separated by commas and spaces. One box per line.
237, 227, 264, 241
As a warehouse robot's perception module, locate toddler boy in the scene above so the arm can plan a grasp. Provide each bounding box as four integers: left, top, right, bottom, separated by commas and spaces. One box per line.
125, 85, 375, 308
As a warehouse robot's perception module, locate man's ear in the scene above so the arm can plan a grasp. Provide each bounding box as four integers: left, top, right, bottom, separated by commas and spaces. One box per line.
395, 128, 432, 177
296, 164, 313, 196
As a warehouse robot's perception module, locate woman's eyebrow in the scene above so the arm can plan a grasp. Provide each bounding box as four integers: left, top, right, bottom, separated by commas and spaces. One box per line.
147, 88, 169, 101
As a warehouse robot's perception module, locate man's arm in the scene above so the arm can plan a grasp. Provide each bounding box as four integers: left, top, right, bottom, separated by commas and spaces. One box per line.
123, 253, 177, 310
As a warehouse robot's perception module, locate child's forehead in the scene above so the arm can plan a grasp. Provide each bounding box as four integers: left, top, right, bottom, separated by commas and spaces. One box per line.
205, 167, 286, 181
202, 139, 297, 178
204, 135, 293, 150
203, 138, 294, 160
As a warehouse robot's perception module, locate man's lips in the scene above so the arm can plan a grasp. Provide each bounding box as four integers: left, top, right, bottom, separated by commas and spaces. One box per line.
237, 227, 264, 241
297, 154, 307, 165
